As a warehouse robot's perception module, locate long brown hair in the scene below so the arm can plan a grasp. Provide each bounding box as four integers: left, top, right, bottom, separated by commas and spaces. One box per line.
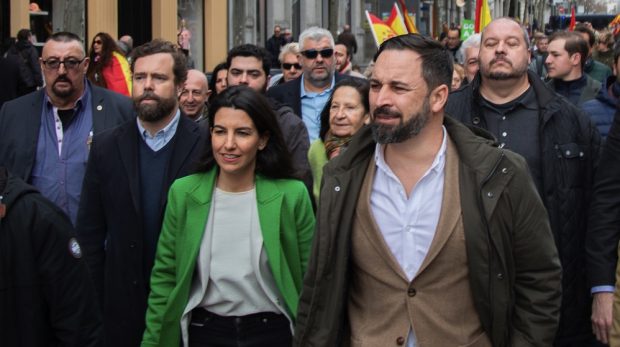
86, 32, 123, 87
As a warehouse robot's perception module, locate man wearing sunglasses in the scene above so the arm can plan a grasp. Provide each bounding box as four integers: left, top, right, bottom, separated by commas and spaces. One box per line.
267, 42, 302, 88
0, 31, 133, 225
269, 26, 358, 142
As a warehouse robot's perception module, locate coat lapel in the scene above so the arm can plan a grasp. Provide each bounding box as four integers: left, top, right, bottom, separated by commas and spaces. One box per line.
255, 176, 284, 287
90, 87, 108, 133
161, 115, 202, 211
23, 91, 45, 179
116, 121, 142, 215
182, 170, 216, 274
415, 137, 461, 277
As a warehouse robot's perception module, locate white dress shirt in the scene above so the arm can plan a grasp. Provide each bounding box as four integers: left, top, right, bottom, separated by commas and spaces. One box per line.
370, 126, 447, 347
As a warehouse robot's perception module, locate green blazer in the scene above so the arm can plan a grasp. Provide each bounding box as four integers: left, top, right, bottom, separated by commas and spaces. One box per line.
141, 168, 315, 347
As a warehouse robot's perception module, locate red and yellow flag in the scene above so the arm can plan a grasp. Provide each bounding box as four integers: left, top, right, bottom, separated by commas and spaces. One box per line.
365, 10, 397, 47
568, 6, 576, 31
474, 0, 492, 33
386, 3, 408, 35
397, 0, 418, 34
608, 13, 620, 35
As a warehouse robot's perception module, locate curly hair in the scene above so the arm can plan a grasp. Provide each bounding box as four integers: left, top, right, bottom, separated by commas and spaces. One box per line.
86, 32, 123, 87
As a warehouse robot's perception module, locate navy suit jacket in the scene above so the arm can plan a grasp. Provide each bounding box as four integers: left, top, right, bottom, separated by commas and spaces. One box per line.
267, 73, 356, 118
0, 85, 133, 181
75, 115, 205, 347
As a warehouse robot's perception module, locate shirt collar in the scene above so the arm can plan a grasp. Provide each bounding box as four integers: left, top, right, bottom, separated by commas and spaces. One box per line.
300, 74, 336, 97
136, 108, 181, 140
374, 125, 448, 178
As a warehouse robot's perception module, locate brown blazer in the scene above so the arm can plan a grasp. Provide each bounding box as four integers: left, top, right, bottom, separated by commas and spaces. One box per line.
348, 137, 491, 347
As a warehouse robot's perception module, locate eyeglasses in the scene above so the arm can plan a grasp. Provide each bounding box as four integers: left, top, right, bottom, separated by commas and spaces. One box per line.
282, 63, 302, 70
93, 40, 103, 45
300, 48, 334, 59
41, 58, 86, 71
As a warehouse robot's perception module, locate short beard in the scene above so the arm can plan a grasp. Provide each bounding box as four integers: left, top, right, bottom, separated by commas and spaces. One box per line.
370, 98, 430, 144
483, 58, 529, 80
134, 91, 177, 123
51, 76, 75, 98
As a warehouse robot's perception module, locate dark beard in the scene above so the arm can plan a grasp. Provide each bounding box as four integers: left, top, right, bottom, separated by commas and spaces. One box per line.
51, 76, 74, 97
484, 57, 528, 80
134, 91, 177, 123
370, 99, 430, 144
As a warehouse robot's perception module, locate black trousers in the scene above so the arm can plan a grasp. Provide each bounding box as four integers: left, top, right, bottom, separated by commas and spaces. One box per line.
188, 308, 292, 347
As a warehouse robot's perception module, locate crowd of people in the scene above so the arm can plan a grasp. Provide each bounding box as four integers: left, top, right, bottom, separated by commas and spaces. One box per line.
3, 16, 620, 347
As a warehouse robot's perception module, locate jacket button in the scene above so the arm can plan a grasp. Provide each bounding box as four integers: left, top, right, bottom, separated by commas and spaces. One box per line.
334, 186, 341, 192
129, 243, 136, 248
501, 167, 508, 174
497, 273, 504, 280
407, 287, 416, 297
472, 116, 480, 125
132, 280, 138, 285
396, 336, 405, 345
487, 191, 494, 198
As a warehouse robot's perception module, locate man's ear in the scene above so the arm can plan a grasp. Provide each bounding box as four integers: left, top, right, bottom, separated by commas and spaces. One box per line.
430, 84, 450, 113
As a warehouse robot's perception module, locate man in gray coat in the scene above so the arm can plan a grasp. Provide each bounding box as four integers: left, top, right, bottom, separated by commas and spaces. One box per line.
0, 32, 133, 224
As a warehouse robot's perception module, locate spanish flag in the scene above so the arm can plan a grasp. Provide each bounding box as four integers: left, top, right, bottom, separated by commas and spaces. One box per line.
568, 6, 576, 31
366, 10, 397, 47
608, 13, 620, 35
474, 0, 492, 33
397, 0, 419, 34
386, 3, 408, 35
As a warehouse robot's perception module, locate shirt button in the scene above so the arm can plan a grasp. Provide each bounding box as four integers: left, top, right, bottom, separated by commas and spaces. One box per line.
408, 287, 417, 297
497, 273, 504, 280
334, 186, 340, 192
472, 116, 480, 124
396, 336, 405, 345
502, 116, 506, 120
502, 131, 507, 137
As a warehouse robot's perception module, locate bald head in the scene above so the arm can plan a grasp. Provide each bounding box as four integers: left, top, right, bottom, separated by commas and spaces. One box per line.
179, 69, 210, 121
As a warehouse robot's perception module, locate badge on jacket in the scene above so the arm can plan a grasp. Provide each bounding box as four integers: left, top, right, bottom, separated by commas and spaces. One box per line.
68, 237, 83, 258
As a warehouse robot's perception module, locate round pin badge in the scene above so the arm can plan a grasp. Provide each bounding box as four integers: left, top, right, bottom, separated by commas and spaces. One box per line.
68, 237, 83, 259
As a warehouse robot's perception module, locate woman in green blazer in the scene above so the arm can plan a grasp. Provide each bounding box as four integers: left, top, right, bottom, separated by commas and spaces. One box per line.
141, 86, 315, 347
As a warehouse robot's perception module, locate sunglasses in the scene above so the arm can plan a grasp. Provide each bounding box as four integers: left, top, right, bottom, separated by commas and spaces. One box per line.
41, 58, 86, 70
300, 48, 334, 59
282, 63, 302, 70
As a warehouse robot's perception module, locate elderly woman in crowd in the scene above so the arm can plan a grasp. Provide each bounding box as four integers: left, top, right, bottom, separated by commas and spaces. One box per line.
307, 78, 370, 201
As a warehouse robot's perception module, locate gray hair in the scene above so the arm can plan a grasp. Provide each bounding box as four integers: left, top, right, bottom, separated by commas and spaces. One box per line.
278, 42, 300, 62
459, 33, 481, 59
298, 27, 335, 51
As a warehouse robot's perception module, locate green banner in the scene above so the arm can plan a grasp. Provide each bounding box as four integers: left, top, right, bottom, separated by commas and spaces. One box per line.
461, 19, 474, 40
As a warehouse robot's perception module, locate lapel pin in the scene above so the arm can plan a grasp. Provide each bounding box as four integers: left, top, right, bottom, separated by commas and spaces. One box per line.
97, 105, 103, 111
